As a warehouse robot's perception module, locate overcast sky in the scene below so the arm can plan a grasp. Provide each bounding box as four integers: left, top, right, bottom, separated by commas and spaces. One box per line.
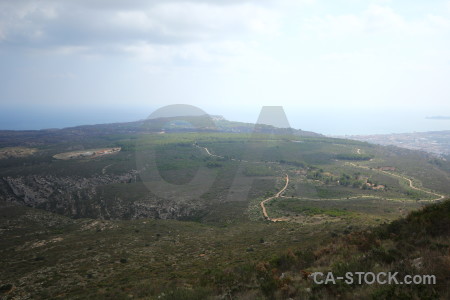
1, 0, 450, 134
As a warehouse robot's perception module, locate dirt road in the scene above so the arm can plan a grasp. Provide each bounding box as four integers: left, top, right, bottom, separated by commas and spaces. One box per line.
194, 144, 224, 158
347, 162, 445, 201
260, 174, 289, 222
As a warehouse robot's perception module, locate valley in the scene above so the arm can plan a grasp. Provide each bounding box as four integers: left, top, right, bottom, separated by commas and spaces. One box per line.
0, 117, 449, 299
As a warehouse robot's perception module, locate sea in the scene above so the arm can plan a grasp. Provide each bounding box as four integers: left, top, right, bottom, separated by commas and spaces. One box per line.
1, 106, 449, 136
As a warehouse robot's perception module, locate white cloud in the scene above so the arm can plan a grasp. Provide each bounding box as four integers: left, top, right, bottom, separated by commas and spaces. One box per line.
114, 11, 156, 32
122, 39, 259, 68
372, 0, 392, 3
425, 14, 450, 30
0, 0, 281, 72
303, 14, 363, 38
1, 0, 450, 126
0, 1, 58, 43
0, 1, 279, 46
301, 5, 407, 38
120, 2, 280, 39
320, 51, 373, 62
51, 46, 92, 56
301, 4, 450, 39
364, 5, 405, 32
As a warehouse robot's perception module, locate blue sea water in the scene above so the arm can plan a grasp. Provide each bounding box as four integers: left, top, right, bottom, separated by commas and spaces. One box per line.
1, 106, 449, 136
222, 107, 450, 135
0, 107, 150, 131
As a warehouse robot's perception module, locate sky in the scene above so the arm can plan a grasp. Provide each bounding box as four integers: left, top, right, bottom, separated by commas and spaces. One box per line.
1, 0, 450, 134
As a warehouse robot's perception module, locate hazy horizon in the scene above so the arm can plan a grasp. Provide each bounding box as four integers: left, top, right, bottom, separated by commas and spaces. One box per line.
1, 105, 450, 136
1, 0, 450, 135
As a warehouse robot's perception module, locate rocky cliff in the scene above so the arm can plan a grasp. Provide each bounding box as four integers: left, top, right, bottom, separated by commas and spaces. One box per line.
0, 172, 203, 220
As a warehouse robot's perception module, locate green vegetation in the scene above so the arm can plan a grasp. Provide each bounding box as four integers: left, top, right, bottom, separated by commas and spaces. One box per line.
275, 200, 351, 217
269, 197, 421, 221
335, 153, 374, 161
243, 165, 275, 176
248, 199, 450, 299
1, 121, 450, 298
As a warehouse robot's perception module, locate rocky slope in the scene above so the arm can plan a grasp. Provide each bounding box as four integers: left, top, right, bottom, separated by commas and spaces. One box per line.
0, 172, 203, 220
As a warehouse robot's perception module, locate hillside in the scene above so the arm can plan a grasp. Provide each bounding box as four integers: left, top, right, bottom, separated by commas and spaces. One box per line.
2, 131, 449, 221
0, 115, 320, 148
1, 198, 448, 299
246, 199, 450, 299
1, 120, 450, 299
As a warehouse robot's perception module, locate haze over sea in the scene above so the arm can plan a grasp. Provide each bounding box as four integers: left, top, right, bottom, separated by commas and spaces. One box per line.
1, 106, 449, 136
2, 1, 450, 138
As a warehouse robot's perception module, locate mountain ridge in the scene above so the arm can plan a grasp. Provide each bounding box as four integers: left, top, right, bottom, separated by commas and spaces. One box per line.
0, 115, 321, 148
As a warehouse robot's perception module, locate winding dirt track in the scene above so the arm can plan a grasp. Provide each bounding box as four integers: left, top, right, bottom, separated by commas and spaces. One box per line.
260, 174, 289, 222
194, 144, 224, 158
347, 162, 446, 201
194, 143, 291, 221
195, 143, 446, 223
193, 143, 249, 162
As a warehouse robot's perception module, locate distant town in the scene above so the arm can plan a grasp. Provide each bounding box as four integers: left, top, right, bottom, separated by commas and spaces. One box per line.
344, 131, 450, 158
